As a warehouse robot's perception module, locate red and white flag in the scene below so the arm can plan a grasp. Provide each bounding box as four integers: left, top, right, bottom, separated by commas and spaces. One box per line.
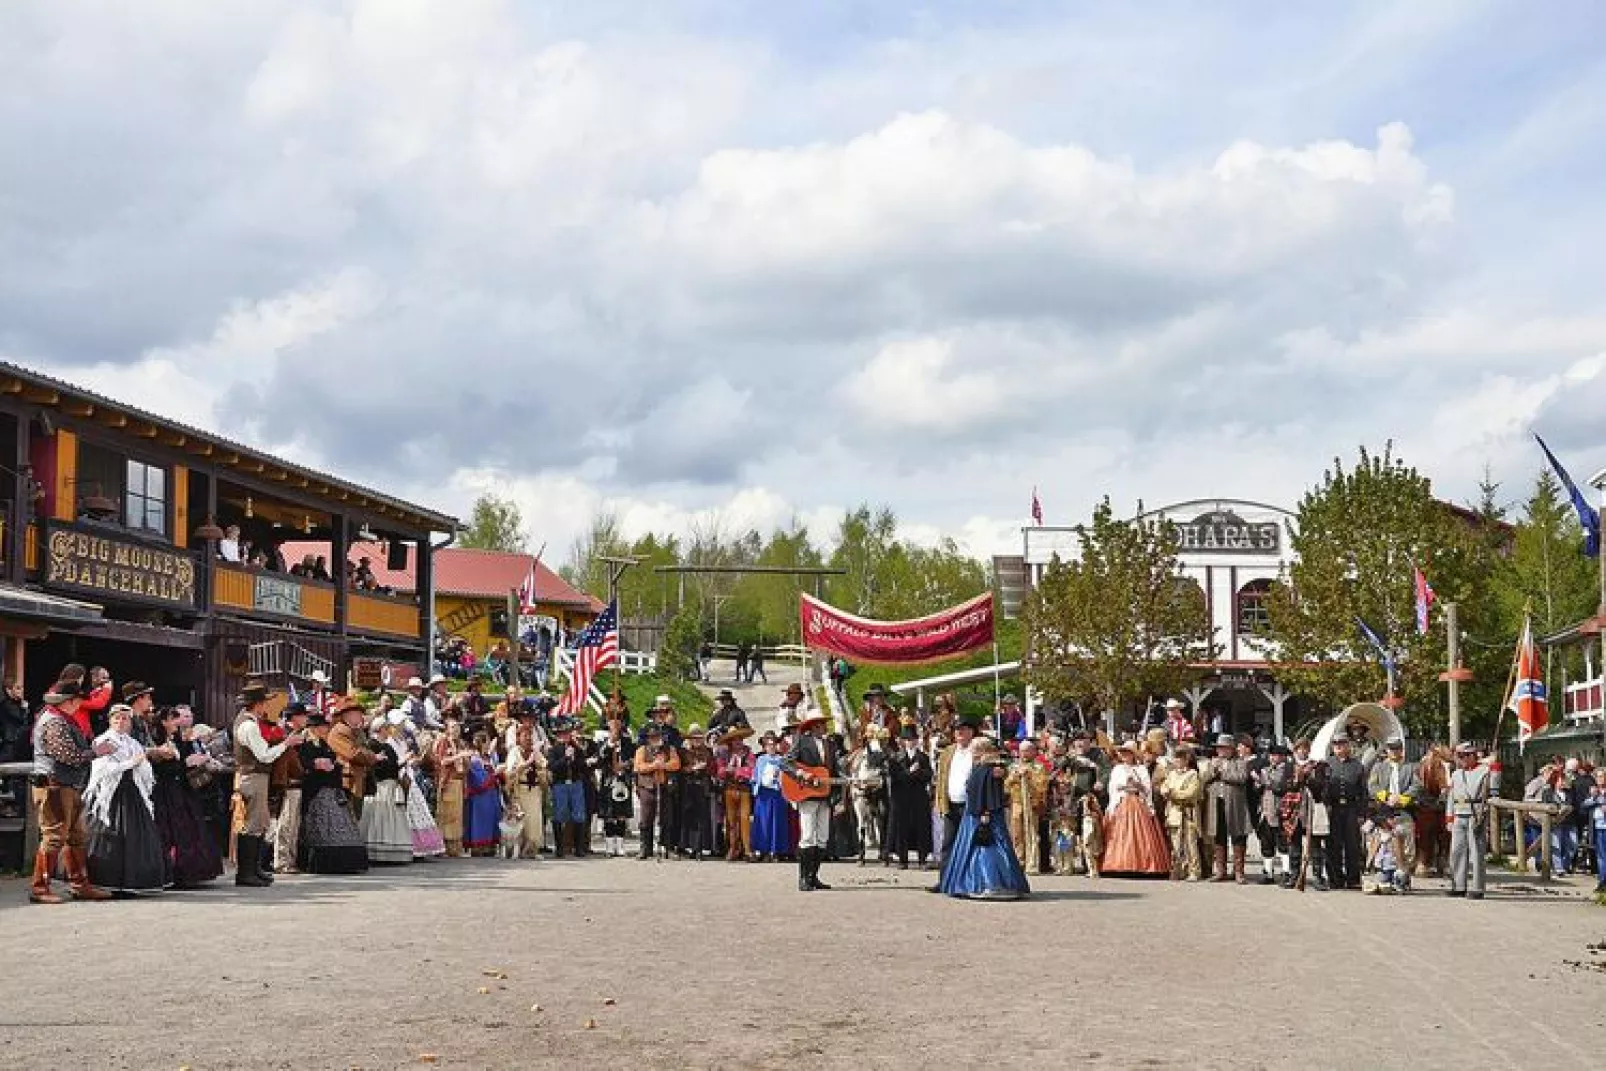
517, 561, 539, 613
1506, 616, 1549, 750
1413, 564, 1436, 635
1031, 487, 1043, 525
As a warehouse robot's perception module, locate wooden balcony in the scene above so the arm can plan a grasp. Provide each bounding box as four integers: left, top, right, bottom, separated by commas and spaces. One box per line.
348, 590, 422, 640
211, 562, 336, 627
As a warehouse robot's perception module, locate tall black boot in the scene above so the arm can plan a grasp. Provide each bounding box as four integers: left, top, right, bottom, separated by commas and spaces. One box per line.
235, 836, 269, 887
798, 850, 813, 892
638, 829, 654, 860
808, 847, 832, 891
257, 835, 276, 884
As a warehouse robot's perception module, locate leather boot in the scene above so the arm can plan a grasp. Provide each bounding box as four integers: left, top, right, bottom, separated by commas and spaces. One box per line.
575, 822, 591, 856
1211, 845, 1230, 882
63, 847, 112, 900
810, 847, 832, 891
1233, 844, 1248, 885
798, 850, 813, 892
30, 848, 64, 904
256, 837, 276, 884
637, 830, 654, 860
235, 837, 270, 887
554, 824, 570, 859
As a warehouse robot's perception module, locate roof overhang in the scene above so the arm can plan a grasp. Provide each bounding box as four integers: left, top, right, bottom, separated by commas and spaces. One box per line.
0, 584, 102, 628
0, 361, 458, 534
1591, 467, 1606, 492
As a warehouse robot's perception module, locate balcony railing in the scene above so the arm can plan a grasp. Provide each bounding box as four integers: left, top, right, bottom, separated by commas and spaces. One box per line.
1563, 678, 1603, 722
348, 590, 422, 639
211, 562, 336, 626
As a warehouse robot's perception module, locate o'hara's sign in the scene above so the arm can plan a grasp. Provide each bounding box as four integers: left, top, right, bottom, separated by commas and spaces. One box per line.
46, 527, 197, 607
1172, 511, 1280, 555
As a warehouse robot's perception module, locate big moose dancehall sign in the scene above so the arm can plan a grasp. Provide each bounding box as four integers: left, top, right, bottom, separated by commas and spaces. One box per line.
45, 526, 197, 608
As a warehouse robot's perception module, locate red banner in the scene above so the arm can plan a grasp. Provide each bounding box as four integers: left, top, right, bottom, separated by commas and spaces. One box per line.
800, 593, 995, 665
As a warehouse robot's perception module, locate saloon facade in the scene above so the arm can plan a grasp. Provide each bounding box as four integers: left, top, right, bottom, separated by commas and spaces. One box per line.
0, 361, 456, 723
1021, 498, 1314, 739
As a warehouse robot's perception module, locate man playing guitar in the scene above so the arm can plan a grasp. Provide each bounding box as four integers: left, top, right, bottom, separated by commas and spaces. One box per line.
781, 709, 836, 892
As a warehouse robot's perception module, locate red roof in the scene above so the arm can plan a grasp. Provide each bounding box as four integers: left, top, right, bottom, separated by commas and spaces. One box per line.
278, 542, 603, 610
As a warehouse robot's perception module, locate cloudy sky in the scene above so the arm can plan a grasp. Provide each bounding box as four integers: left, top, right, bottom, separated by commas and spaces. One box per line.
5, 1, 1605, 560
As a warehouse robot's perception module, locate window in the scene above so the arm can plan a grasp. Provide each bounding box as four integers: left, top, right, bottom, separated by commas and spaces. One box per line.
1237, 579, 1274, 636
124, 459, 166, 535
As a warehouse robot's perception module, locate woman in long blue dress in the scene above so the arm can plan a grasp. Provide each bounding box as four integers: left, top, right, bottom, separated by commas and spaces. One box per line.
750, 733, 792, 861
939, 739, 1031, 900
463, 731, 504, 857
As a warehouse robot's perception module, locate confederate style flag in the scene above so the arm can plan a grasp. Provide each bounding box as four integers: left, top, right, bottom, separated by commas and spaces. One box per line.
1507, 615, 1549, 750
1413, 564, 1436, 635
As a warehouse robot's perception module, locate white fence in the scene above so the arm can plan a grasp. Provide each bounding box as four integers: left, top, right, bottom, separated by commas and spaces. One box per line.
552, 646, 657, 715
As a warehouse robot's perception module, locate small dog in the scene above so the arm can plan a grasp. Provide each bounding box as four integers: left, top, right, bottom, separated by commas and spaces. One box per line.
1051, 816, 1079, 876
498, 808, 525, 860
1079, 797, 1104, 878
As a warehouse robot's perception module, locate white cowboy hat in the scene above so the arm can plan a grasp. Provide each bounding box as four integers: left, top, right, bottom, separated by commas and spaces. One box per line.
654, 694, 674, 707
427, 674, 448, 687
406, 676, 424, 689
1164, 698, 1185, 710
309, 670, 331, 685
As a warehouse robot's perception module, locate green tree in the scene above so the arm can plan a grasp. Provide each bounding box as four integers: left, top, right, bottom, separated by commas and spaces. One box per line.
657, 603, 702, 682
827, 505, 899, 615
1263, 444, 1489, 735
1021, 498, 1216, 722
1493, 468, 1598, 643
561, 511, 630, 598
460, 493, 527, 553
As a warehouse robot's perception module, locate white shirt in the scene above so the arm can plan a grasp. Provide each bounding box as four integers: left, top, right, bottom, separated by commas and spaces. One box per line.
947, 743, 974, 803
217, 538, 241, 564
235, 718, 289, 765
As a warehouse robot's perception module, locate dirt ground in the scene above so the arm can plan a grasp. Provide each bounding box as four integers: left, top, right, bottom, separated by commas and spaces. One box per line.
2, 854, 1603, 1071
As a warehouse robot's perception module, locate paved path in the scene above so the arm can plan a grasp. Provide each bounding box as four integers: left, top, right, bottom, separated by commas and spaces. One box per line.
3, 859, 1603, 1069
693, 656, 809, 728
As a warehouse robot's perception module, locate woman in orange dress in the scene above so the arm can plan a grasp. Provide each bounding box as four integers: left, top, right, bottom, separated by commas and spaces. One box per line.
1101, 739, 1170, 877
431, 717, 468, 857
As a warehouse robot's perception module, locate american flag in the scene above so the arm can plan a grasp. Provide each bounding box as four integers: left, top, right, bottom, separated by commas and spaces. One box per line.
556, 601, 618, 716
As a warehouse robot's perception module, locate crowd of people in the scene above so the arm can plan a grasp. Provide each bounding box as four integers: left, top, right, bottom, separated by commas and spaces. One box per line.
15, 663, 1606, 906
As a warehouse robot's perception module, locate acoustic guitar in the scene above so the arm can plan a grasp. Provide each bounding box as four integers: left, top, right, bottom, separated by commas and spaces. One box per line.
780, 764, 873, 805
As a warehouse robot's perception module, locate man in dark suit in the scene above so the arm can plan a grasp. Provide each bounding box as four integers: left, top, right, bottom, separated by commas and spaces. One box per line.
782, 710, 836, 892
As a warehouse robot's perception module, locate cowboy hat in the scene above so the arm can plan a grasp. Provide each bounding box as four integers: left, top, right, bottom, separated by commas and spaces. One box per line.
305, 712, 330, 728
238, 682, 271, 706
406, 676, 425, 690
1164, 698, 1185, 710
309, 669, 331, 685
1213, 733, 1235, 748
865, 684, 888, 698
121, 680, 154, 702
954, 712, 982, 732
796, 709, 828, 730
427, 674, 448, 688
334, 694, 367, 717
715, 689, 736, 702
685, 723, 704, 737
720, 725, 755, 745
654, 694, 674, 707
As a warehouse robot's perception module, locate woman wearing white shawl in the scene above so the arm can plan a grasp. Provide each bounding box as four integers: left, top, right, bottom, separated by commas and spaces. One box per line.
83, 704, 167, 894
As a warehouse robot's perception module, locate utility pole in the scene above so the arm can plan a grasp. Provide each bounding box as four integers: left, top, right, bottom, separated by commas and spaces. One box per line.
1445, 602, 1462, 748
597, 555, 638, 705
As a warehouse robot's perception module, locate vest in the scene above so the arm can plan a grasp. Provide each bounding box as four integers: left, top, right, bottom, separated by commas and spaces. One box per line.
233, 711, 272, 776
31, 708, 92, 790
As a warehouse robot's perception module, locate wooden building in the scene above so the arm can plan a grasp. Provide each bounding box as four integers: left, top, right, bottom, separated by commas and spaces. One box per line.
0, 361, 457, 723
278, 542, 604, 656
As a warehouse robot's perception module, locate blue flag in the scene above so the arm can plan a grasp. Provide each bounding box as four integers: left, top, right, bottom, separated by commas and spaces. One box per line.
1536, 434, 1600, 557
1356, 617, 1395, 674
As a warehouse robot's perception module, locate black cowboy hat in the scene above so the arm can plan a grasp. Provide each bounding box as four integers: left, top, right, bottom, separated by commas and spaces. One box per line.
121, 680, 154, 702
305, 712, 330, 728
865, 684, 888, 698
954, 712, 983, 732
284, 701, 310, 719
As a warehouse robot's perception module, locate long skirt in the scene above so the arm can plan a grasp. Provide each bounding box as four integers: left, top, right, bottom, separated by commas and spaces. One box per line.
405, 780, 446, 858
515, 782, 546, 855
464, 782, 504, 856
1101, 796, 1170, 877
361, 780, 414, 865
939, 806, 1030, 900
152, 777, 223, 887
680, 780, 713, 856
751, 787, 792, 856
87, 779, 167, 894
436, 777, 464, 856
299, 788, 369, 874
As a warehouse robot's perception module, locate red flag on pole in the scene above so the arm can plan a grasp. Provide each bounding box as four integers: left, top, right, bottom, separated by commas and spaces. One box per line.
1506, 616, 1549, 751
1413, 564, 1436, 635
